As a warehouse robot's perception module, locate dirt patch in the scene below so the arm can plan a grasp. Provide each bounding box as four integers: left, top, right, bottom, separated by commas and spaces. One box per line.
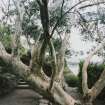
0, 89, 41, 105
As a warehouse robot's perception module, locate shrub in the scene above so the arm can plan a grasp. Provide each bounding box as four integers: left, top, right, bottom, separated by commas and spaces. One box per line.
78, 61, 105, 99
0, 60, 18, 96
65, 74, 79, 87
0, 73, 17, 96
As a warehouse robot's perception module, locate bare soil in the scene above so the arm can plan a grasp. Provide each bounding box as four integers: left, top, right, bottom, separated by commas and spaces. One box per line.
0, 89, 105, 105
0, 89, 41, 105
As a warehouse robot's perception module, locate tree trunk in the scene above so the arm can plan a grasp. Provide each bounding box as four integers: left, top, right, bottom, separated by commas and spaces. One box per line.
82, 39, 105, 104
0, 41, 80, 105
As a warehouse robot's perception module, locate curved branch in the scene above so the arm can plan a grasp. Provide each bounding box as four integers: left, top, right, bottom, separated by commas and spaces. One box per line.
50, 0, 89, 37
89, 69, 105, 100
79, 1, 105, 9
82, 39, 105, 96
48, 39, 57, 90
57, 33, 70, 79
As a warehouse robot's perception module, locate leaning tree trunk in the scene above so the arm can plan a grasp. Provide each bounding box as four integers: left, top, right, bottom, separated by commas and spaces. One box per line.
0, 41, 80, 105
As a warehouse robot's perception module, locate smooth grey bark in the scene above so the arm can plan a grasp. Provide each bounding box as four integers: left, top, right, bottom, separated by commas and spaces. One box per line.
82, 40, 105, 104
0, 41, 79, 105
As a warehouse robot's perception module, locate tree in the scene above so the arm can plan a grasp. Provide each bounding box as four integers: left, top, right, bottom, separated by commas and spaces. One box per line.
1, 0, 105, 105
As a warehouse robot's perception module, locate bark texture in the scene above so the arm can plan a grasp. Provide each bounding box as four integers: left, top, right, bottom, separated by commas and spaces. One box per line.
82, 40, 105, 105
0, 41, 80, 105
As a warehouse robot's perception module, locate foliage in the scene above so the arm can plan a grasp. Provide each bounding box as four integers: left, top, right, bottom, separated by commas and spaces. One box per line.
0, 25, 11, 50
78, 61, 105, 99
22, 0, 41, 40
0, 73, 17, 97
0, 25, 11, 35
0, 58, 19, 96
64, 65, 79, 87
49, 6, 68, 28
19, 46, 27, 57
0, 62, 17, 97
53, 38, 62, 51
65, 74, 79, 87
22, 0, 70, 40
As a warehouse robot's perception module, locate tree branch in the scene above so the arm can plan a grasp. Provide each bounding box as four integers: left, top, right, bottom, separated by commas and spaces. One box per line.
50, 0, 89, 38
57, 33, 70, 79
90, 69, 105, 100
60, 0, 65, 18
79, 1, 105, 9
82, 39, 105, 96
48, 39, 57, 90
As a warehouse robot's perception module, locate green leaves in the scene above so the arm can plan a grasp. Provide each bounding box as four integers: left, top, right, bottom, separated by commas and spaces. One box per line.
0, 25, 11, 49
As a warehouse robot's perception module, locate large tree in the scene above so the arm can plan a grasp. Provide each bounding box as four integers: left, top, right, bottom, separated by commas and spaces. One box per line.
1, 0, 105, 105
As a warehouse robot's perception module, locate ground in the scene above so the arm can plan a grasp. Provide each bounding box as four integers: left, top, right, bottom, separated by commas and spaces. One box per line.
0, 88, 105, 105
0, 89, 48, 105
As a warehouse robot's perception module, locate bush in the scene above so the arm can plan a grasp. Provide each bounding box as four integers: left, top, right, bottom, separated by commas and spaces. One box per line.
0, 73, 17, 96
78, 61, 105, 99
0, 60, 18, 97
65, 74, 79, 87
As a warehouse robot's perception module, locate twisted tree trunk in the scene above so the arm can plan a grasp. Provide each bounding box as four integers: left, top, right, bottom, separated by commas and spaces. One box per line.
0, 41, 80, 105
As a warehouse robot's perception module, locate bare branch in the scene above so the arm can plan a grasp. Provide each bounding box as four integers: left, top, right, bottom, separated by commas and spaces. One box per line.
50, 0, 89, 38
60, 0, 65, 17
0, 0, 11, 25
1, 0, 7, 8
79, 1, 105, 9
